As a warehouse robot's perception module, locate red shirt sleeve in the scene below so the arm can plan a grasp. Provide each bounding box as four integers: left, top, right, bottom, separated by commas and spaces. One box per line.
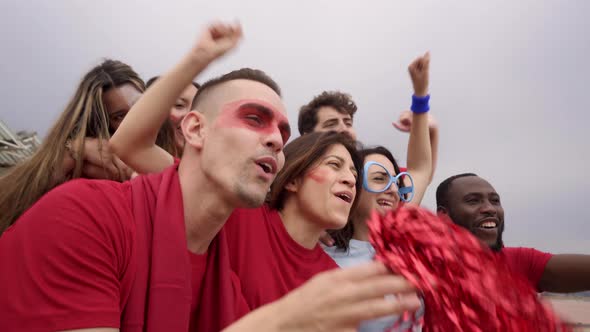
0, 179, 134, 332
502, 247, 553, 292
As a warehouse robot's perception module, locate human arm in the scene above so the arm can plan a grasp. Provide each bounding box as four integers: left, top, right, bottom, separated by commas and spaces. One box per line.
110, 22, 242, 174
539, 254, 590, 293
63, 137, 131, 181
393, 111, 439, 184
223, 262, 420, 332
401, 52, 433, 206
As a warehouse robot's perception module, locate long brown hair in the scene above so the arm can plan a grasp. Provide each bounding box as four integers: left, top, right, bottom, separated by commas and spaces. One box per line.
267, 131, 363, 214
0, 59, 146, 234
156, 118, 180, 157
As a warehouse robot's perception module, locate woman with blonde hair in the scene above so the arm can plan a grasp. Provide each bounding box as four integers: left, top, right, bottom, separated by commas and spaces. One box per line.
0, 59, 176, 234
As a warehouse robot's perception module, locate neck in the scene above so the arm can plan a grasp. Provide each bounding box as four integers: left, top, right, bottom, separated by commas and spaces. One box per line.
351, 215, 370, 242
178, 157, 234, 254
279, 198, 325, 250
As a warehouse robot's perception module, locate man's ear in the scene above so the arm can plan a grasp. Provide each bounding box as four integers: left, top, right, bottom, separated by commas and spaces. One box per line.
182, 110, 207, 150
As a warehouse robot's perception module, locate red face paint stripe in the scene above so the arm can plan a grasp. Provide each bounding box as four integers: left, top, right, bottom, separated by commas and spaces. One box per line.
216, 99, 291, 143
307, 169, 327, 183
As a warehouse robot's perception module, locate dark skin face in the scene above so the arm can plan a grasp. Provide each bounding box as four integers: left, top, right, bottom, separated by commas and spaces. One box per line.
438, 177, 590, 293
439, 176, 505, 251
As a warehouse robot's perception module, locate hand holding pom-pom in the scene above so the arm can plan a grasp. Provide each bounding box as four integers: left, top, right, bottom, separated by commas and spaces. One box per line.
368, 206, 570, 332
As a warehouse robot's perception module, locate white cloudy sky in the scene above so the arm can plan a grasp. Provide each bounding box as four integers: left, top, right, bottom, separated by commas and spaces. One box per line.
1, 1, 588, 253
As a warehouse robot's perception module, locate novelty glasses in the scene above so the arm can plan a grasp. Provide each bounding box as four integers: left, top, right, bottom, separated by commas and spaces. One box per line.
363, 161, 414, 202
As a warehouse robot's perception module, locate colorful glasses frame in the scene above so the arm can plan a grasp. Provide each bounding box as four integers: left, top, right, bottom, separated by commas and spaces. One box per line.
362, 161, 414, 202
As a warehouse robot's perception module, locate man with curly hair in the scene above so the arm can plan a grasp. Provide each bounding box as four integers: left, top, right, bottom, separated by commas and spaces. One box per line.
297, 54, 439, 185
297, 72, 438, 182
298, 91, 358, 140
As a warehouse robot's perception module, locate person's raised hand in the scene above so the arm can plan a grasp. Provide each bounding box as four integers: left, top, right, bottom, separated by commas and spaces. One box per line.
408, 52, 430, 97
190, 21, 243, 62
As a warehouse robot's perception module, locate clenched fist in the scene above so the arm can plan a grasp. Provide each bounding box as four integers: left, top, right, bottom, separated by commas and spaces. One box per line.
191, 21, 243, 63
408, 52, 430, 97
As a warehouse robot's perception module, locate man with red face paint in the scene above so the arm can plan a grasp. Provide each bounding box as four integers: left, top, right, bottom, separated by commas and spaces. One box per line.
436, 173, 590, 293
0, 22, 420, 332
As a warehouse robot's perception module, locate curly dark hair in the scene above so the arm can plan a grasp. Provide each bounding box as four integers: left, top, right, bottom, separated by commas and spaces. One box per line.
298, 91, 357, 135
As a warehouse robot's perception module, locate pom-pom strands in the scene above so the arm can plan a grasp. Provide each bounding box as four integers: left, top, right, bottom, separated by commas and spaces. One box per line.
368, 207, 570, 332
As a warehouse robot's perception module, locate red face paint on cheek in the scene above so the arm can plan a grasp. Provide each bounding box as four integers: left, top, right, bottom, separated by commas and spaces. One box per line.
215, 99, 290, 142
307, 168, 327, 183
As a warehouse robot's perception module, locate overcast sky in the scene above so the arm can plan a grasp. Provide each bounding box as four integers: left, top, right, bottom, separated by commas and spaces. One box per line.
1, 0, 588, 253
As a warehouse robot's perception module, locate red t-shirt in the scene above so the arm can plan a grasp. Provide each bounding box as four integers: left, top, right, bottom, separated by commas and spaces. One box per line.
0, 180, 135, 332
188, 252, 208, 332
0, 176, 209, 332
223, 205, 339, 310
496, 247, 553, 292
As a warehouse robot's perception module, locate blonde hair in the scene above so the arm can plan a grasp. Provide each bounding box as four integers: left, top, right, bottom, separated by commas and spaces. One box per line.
0, 59, 145, 234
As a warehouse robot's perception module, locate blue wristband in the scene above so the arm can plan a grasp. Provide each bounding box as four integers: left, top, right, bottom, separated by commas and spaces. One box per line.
411, 94, 430, 113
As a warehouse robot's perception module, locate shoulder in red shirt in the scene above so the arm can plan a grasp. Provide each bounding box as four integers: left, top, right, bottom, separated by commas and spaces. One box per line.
0, 179, 136, 332
0, 164, 214, 332
496, 246, 553, 292
223, 205, 339, 309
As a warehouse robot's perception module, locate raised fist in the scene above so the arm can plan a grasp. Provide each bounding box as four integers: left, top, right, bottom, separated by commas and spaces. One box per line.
408, 52, 430, 97
191, 21, 243, 62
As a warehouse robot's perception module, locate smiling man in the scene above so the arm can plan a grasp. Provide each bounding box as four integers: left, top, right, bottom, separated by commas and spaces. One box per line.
436, 173, 590, 293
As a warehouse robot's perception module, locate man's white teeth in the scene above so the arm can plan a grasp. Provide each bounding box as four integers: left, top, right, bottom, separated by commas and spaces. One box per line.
480, 221, 497, 229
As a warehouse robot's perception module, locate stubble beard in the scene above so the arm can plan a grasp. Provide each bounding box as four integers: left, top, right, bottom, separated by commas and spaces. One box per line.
233, 169, 268, 208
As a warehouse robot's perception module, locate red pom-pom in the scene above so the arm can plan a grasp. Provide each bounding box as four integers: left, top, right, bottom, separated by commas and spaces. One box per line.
368, 206, 571, 332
